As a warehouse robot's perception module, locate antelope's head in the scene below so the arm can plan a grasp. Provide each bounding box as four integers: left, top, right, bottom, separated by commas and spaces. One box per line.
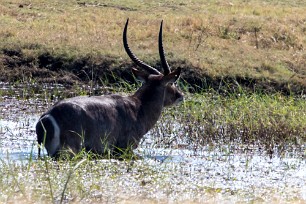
123, 19, 183, 107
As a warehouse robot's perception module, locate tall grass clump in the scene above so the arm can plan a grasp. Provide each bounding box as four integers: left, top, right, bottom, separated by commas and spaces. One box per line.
153, 90, 306, 156
0, 153, 162, 203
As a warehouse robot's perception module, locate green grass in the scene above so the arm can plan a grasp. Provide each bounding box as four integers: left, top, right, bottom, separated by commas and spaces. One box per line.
1, 82, 305, 203
1, 150, 305, 203
156, 91, 306, 155
0, 1, 305, 202
0, 0, 305, 92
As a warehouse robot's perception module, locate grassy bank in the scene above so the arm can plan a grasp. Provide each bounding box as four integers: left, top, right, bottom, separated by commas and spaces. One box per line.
0, 1, 306, 202
0, 0, 306, 93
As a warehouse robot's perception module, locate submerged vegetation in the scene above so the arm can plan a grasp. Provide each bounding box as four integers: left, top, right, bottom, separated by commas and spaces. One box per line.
0, 82, 305, 203
0, 0, 305, 203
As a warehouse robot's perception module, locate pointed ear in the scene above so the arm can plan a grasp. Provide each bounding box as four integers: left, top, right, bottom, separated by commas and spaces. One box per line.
132, 68, 149, 82
161, 67, 181, 85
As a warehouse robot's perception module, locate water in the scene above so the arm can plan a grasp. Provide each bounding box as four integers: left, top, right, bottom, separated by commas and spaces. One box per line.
0, 112, 40, 161
0, 85, 46, 160
0, 83, 305, 202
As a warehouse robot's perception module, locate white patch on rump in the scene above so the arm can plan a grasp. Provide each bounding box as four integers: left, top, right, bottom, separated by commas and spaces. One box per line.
40, 114, 60, 156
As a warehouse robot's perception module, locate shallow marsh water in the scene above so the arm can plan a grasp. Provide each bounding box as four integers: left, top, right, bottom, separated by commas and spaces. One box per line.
0, 83, 305, 203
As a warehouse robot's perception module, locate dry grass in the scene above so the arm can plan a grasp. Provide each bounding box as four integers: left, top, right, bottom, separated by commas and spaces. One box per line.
0, 0, 305, 91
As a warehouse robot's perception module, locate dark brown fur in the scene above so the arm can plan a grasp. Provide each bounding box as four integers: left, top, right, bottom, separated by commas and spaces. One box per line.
36, 19, 183, 158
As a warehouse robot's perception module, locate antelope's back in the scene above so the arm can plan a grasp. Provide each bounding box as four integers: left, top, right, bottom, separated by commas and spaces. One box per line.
36, 94, 139, 154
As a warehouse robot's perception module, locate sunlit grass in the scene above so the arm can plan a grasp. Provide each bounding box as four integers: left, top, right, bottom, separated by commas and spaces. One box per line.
0, 1, 306, 202
1, 150, 305, 203
0, 0, 305, 90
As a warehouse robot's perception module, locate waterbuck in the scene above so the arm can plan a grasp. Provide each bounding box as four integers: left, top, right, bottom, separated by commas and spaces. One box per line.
36, 19, 184, 158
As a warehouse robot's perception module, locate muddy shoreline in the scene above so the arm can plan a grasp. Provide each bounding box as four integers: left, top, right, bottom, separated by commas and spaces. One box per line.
1, 49, 305, 95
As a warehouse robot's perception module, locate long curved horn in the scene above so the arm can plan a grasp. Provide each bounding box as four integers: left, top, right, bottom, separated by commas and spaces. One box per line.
158, 20, 171, 75
123, 19, 161, 75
